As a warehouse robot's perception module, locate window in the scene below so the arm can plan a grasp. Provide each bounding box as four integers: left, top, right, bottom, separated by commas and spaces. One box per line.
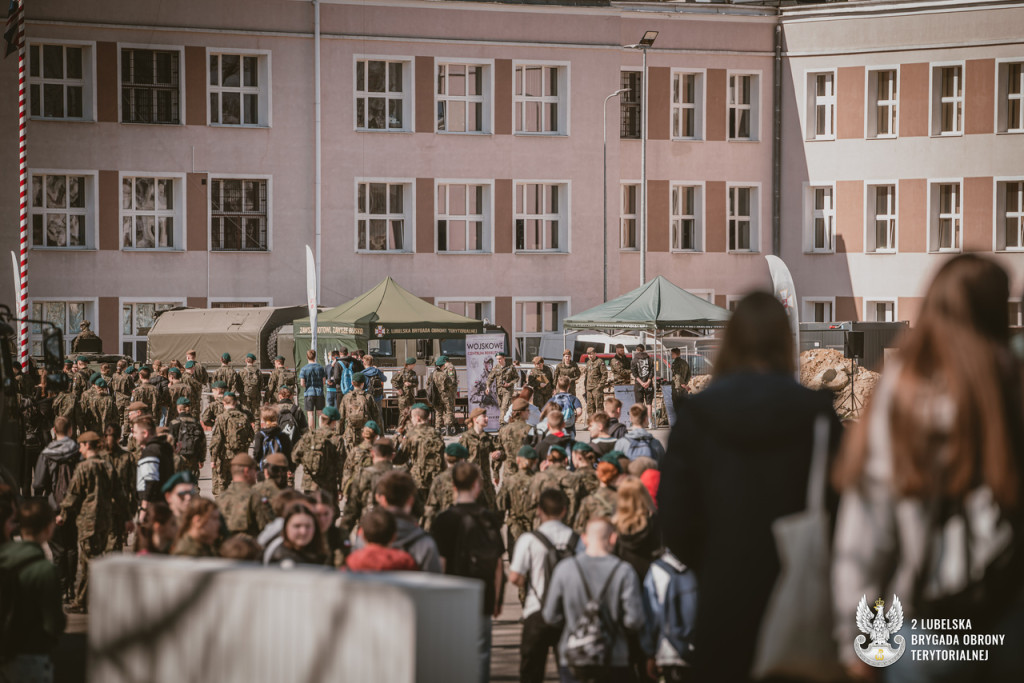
865, 300, 896, 322
867, 184, 898, 253
210, 178, 269, 251
728, 73, 758, 141
355, 58, 411, 131
436, 63, 488, 133
932, 65, 963, 135
30, 173, 94, 249
996, 180, 1024, 251
620, 184, 638, 249
671, 184, 702, 251
807, 185, 835, 252
727, 185, 758, 252
807, 72, 835, 140
30, 300, 94, 356
28, 43, 91, 120
514, 299, 566, 361
209, 52, 269, 126
436, 183, 490, 252
210, 300, 268, 308
930, 182, 961, 252
121, 48, 181, 124
998, 61, 1024, 133
1010, 300, 1023, 328
620, 71, 642, 139
439, 300, 493, 322
672, 71, 703, 140
356, 181, 410, 252
867, 69, 898, 138
515, 183, 567, 252
121, 175, 182, 249
514, 63, 567, 134
122, 301, 180, 360
804, 299, 834, 323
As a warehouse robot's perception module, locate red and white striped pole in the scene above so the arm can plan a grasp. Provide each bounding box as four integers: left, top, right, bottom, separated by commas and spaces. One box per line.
15, 0, 28, 371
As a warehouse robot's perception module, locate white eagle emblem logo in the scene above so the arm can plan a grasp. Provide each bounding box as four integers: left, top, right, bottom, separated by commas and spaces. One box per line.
374, 325, 385, 338
854, 595, 906, 667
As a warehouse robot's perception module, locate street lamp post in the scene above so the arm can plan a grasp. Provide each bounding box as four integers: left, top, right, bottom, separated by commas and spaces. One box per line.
625, 31, 658, 289
603, 88, 627, 304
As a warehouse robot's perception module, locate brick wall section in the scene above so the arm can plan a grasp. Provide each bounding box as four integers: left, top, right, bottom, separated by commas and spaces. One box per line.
835, 296, 861, 322
836, 180, 864, 253
648, 67, 670, 141
96, 42, 118, 123
185, 46, 207, 126
714, 294, 727, 310
963, 176, 993, 252
494, 179, 513, 253
837, 67, 865, 139
965, 59, 995, 135
98, 170, 119, 250
494, 297, 512, 340
647, 180, 669, 252
186, 297, 207, 308
898, 179, 927, 252
186, 173, 207, 251
706, 69, 727, 142
705, 181, 726, 251
415, 56, 434, 134
899, 63, 930, 137
416, 178, 434, 253
494, 60, 512, 135
98, 297, 118, 354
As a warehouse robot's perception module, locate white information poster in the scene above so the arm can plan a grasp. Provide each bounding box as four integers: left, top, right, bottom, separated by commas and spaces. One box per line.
613, 384, 636, 418
466, 334, 505, 431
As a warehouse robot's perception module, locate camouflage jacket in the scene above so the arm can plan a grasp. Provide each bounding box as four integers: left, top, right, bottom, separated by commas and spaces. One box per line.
609, 355, 632, 385
459, 429, 498, 504
527, 366, 554, 402
248, 479, 282, 533
340, 461, 394, 531
190, 364, 210, 386
84, 389, 118, 434
104, 446, 137, 517
568, 467, 600, 523
342, 440, 373, 495
294, 428, 345, 494
212, 366, 242, 395
487, 363, 519, 392
111, 372, 135, 400
391, 369, 418, 402
53, 390, 77, 422
496, 468, 535, 526
220, 481, 257, 535
201, 398, 224, 427
402, 424, 446, 491
422, 469, 454, 532
339, 389, 380, 437
131, 382, 160, 416
585, 357, 607, 389
72, 370, 90, 398
552, 362, 581, 391
264, 367, 296, 403
59, 456, 127, 539
429, 368, 454, 399
210, 408, 255, 461
529, 463, 577, 515
671, 357, 692, 392
167, 382, 191, 410
498, 419, 532, 462
182, 375, 203, 417
573, 485, 617, 533
239, 365, 264, 402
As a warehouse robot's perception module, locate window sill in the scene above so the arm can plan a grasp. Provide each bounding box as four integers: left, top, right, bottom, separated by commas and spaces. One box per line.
354, 128, 414, 134
355, 250, 415, 255
867, 134, 898, 140
806, 249, 836, 254
997, 130, 1024, 135
120, 120, 184, 126
806, 136, 836, 142
866, 249, 899, 255
513, 250, 569, 255
727, 249, 761, 255
670, 137, 704, 142
670, 249, 704, 254
512, 132, 568, 138
121, 247, 185, 253
995, 247, 1024, 253
727, 138, 760, 143
210, 249, 271, 254
929, 248, 962, 254
931, 131, 963, 138
29, 116, 94, 123
209, 123, 270, 129
436, 250, 493, 255
436, 130, 492, 136
30, 246, 96, 252
619, 247, 639, 252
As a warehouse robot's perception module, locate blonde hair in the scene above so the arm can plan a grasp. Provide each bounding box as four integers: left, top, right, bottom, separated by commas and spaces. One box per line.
612, 477, 654, 536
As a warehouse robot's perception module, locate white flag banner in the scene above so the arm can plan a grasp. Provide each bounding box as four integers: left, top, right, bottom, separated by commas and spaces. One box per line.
765, 255, 800, 375
305, 245, 318, 354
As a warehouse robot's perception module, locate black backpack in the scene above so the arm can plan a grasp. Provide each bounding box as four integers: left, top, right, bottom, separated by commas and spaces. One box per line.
278, 405, 300, 441
529, 529, 579, 605
259, 430, 284, 465
452, 507, 503, 582
173, 419, 205, 464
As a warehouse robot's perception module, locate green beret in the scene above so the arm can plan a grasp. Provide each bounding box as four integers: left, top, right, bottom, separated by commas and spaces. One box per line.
168, 367, 181, 376
275, 355, 285, 362
411, 402, 431, 412
89, 372, 101, 384
548, 445, 568, 459
224, 391, 237, 398
140, 365, 152, 372
63, 359, 73, 366
221, 353, 231, 362
363, 420, 382, 436
94, 378, 108, 389
176, 397, 190, 406
404, 357, 416, 365
322, 405, 341, 421
212, 381, 228, 389
160, 471, 195, 494
572, 441, 594, 453
245, 353, 256, 360
76, 355, 87, 362
352, 372, 365, 384
517, 445, 538, 460
445, 443, 469, 460
601, 451, 624, 472
434, 357, 445, 366
439, 356, 448, 364
184, 360, 196, 368
126, 366, 138, 374
496, 352, 507, 358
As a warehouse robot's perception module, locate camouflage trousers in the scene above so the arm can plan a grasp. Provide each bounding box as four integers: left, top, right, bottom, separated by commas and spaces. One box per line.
586, 387, 605, 419
497, 390, 514, 425
397, 395, 415, 432
75, 531, 109, 609
212, 456, 232, 497
433, 395, 455, 429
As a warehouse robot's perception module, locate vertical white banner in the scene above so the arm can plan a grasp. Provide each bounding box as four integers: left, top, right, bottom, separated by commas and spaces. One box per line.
305, 245, 318, 355
465, 334, 504, 432
765, 255, 801, 377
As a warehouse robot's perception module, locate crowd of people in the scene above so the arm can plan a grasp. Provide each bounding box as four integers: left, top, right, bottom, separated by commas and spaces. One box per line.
2, 253, 1023, 683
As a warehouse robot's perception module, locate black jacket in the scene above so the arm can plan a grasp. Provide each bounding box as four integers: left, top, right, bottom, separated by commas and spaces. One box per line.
32, 437, 80, 511
658, 372, 839, 682
614, 512, 663, 580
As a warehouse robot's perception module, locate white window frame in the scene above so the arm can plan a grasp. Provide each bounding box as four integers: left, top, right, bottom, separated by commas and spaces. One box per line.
208, 297, 273, 307
27, 40, 96, 122
513, 180, 570, 254
512, 296, 570, 362
866, 66, 899, 139
802, 297, 836, 323
28, 298, 98, 357
806, 70, 836, 141
928, 179, 963, 253
996, 59, 1024, 134
117, 43, 186, 126
930, 62, 965, 137
1010, 298, 1023, 329
670, 182, 704, 252
435, 298, 496, 326
620, 182, 639, 250
726, 183, 760, 253
671, 68, 704, 141
28, 169, 98, 250
725, 295, 743, 312
434, 179, 494, 254
727, 71, 760, 142
118, 298, 185, 360
435, 59, 493, 135
353, 55, 414, 133
207, 173, 273, 252
207, 48, 272, 128
118, 171, 186, 251
804, 182, 836, 253
512, 60, 570, 136
864, 181, 899, 254
863, 298, 898, 323
354, 178, 414, 254
687, 289, 715, 304
994, 177, 1024, 252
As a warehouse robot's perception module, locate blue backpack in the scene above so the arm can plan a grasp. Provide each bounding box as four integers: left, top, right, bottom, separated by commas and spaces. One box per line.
648, 558, 697, 662
339, 360, 354, 395
552, 392, 578, 430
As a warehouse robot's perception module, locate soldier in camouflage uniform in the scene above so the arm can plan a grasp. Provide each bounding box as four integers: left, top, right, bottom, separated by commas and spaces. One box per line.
294, 406, 346, 513
526, 356, 554, 409
212, 353, 242, 396
391, 357, 418, 433
83, 378, 118, 435
528, 445, 577, 522
264, 355, 295, 404
219, 452, 259, 536
120, 401, 150, 454
670, 347, 691, 409
552, 349, 582, 397
72, 357, 91, 400
498, 398, 534, 476
609, 344, 632, 387
339, 373, 381, 449
70, 320, 100, 352
496, 444, 538, 558
167, 367, 191, 411
459, 407, 501, 508
584, 347, 608, 419
110, 360, 135, 430
340, 438, 396, 532
53, 384, 78, 436
486, 352, 519, 426
209, 392, 255, 497
181, 361, 203, 419
168, 398, 206, 481
341, 421, 380, 497
239, 353, 265, 415
398, 404, 446, 501
428, 357, 455, 434
202, 381, 228, 427
185, 350, 210, 386
568, 442, 600, 524
57, 431, 130, 612
130, 367, 160, 417
103, 424, 137, 552
422, 442, 466, 531
573, 453, 621, 533
248, 451, 291, 532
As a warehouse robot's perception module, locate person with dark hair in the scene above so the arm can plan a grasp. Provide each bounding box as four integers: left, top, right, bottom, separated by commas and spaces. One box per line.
658, 291, 841, 682
344, 507, 418, 572
341, 438, 398, 533
219, 534, 262, 561
172, 498, 221, 558
832, 254, 1024, 681
133, 415, 174, 508
309, 489, 348, 568
248, 452, 292, 533
630, 344, 655, 429
267, 502, 326, 567
134, 501, 178, 555
33, 415, 80, 601
103, 423, 136, 552
366, 470, 441, 572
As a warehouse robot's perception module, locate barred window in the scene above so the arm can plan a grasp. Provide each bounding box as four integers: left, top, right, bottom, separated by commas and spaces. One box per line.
620, 71, 642, 139
211, 179, 269, 251
121, 48, 180, 124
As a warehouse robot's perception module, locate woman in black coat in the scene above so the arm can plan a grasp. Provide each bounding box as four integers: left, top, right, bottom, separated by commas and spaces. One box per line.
658, 292, 840, 683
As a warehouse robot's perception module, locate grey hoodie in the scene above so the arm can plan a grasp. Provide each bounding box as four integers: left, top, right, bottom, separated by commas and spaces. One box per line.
615, 427, 666, 463
33, 436, 80, 511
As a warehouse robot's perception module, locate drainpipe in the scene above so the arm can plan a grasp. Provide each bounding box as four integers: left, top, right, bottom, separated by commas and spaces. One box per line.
772, 18, 782, 256
313, 0, 323, 301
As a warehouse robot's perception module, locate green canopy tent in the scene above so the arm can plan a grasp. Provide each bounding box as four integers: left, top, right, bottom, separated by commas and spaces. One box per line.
291, 277, 484, 365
